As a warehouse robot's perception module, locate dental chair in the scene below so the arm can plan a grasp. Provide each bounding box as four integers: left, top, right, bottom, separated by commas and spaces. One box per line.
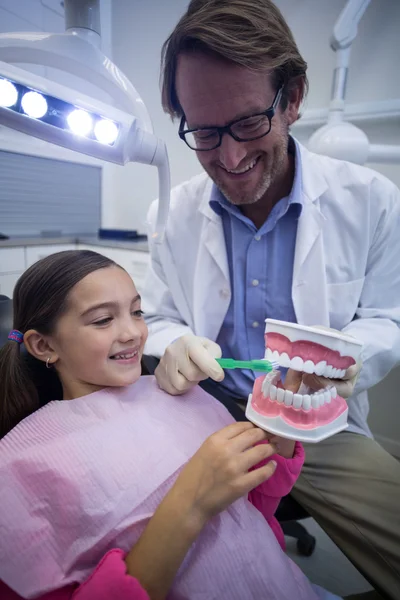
0, 296, 315, 557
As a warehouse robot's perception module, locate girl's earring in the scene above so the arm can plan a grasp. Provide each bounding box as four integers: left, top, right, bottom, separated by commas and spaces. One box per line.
46, 357, 52, 369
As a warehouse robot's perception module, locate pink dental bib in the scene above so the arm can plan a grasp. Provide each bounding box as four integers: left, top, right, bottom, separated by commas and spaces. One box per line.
0, 376, 322, 600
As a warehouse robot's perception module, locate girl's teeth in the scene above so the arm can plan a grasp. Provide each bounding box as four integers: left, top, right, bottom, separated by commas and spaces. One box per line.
114, 351, 137, 360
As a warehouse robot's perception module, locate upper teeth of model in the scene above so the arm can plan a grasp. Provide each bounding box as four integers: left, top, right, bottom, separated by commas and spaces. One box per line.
113, 351, 137, 359
265, 348, 346, 378
227, 158, 257, 174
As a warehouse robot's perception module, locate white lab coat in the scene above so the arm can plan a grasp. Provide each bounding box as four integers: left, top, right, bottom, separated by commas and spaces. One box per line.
142, 141, 400, 431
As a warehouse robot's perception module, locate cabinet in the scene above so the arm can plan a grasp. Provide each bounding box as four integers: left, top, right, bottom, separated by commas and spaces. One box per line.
25, 245, 77, 268
0, 247, 26, 298
0, 243, 149, 299
0, 273, 22, 297
77, 245, 149, 292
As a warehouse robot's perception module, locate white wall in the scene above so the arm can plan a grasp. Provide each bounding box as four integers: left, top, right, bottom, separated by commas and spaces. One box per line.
111, 0, 198, 233
286, 0, 400, 191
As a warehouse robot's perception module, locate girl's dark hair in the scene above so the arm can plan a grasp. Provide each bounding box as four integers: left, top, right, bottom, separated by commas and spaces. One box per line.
0, 250, 117, 439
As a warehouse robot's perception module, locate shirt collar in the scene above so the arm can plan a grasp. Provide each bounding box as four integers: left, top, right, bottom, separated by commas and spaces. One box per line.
210, 135, 303, 220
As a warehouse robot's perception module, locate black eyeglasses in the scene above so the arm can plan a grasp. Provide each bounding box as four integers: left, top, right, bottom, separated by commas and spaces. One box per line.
179, 87, 283, 151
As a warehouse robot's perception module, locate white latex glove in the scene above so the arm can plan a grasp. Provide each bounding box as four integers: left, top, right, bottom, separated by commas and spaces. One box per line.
155, 334, 225, 395
302, 361, 362, 399
284, 325, 362, 399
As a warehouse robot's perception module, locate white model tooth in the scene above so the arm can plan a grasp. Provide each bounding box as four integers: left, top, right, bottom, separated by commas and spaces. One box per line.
276, 388, 285, 403
318, 393, 325, 407
291, 356, 304, 371
339, 369, 346, 378
303, 360, 315, 374
315, 361, 327, 376
331, 368, 337, 378
323, 365, 332, 378
279, 352, 291, 368
272, 350, 280, 362
293, 394, 303, 409
284, 390, 293, 406
261, 378, 271, 398
265, 347, 274, 360
331, 387, 337, 399
302, 395, 311, 410
270, 384, 277, 401
311, 393, 320, 409
324, 390, 331, 404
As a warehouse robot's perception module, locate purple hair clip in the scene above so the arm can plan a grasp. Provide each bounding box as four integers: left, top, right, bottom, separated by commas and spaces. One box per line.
8, 330, 24, 344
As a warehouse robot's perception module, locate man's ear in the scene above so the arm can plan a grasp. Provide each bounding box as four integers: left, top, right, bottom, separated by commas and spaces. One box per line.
23, 330, 59, 367
284, 77, 305, 126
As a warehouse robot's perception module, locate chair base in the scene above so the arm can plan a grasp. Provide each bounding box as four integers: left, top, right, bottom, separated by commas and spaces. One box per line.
281, 520, 316, 556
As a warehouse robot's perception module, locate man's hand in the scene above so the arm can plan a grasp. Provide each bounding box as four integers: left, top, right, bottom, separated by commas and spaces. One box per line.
284, 325, 362, 399
155, 334, 225, 395
301, 361, 362, 399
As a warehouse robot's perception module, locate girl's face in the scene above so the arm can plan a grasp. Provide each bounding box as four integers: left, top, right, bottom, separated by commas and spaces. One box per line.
48, 266, 148, 400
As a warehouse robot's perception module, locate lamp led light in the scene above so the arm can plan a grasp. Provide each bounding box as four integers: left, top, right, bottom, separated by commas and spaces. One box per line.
0, 78, 17, 108
67, 108, 92, 136
94, 118, 119, 145
21, 91, 48, 119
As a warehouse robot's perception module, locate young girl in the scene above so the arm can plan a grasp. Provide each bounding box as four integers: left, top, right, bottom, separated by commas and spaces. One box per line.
0, 250, 340, 600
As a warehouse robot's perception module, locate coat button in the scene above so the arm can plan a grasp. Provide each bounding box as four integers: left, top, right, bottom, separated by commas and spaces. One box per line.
252, 321, 259, 328
251, 279, 259, 287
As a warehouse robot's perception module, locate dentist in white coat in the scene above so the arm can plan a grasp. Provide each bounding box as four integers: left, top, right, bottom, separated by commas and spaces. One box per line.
142, 1, 400, 598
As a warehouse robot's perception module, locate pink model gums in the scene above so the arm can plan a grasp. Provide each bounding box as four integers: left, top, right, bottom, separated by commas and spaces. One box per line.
246, 319, 363, 443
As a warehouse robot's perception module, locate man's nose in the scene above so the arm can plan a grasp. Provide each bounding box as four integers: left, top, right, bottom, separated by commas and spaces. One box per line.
217, 133, 247, 171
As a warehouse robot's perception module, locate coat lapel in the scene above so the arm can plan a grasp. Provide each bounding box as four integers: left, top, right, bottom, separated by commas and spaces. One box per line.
292, 143, 330, 326
194, 190, 231, 339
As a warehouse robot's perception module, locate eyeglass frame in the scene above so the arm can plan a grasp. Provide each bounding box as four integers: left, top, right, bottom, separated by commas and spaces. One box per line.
178, 86, 283, 151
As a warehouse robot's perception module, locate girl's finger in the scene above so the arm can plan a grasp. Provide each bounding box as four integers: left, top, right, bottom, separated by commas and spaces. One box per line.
239, 442, 277, 472
230, 426, 269, 452
216, 421, 256, 440
236, 460, 278, 495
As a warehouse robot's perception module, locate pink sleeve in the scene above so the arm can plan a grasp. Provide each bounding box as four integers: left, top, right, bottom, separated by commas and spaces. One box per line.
72, 549, 150, 600
248, 441, 305, 522
0, 549, 150, 600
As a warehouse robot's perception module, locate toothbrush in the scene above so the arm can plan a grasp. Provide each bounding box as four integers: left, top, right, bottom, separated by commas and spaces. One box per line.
216, 358, 279, 373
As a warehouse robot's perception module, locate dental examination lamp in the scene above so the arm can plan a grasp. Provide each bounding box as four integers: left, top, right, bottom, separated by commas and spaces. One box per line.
308, 0, 400, 165
0, 0, 170, 242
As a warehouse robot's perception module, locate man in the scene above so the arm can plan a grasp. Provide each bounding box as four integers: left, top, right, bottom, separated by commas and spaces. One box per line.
142, 1, 400, 598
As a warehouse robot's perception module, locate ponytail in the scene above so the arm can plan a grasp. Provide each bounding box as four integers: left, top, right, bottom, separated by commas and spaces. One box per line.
0, 339, 40, 439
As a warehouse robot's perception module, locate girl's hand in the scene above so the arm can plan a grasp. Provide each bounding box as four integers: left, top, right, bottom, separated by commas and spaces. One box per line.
265, 433, 296, 459
173, 422, 277, 524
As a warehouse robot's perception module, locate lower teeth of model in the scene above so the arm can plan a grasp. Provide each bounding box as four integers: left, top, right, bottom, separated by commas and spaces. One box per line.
261, 380, 337, 410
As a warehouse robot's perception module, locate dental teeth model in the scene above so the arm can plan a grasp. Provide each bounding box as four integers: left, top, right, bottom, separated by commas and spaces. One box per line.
245, 319, 363, 443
